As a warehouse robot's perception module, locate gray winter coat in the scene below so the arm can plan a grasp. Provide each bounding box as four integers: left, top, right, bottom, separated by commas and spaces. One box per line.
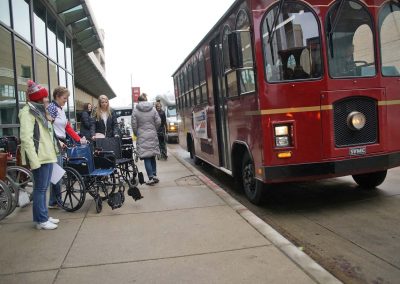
132, 102, 161, 158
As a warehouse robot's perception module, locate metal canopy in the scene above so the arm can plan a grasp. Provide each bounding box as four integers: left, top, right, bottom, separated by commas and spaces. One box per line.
73, 45, 116, 99
49, 0, 116, 99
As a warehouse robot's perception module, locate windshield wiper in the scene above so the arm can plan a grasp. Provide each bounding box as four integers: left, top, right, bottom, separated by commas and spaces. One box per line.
328, 0, 346, 57
268, 0, 285, 45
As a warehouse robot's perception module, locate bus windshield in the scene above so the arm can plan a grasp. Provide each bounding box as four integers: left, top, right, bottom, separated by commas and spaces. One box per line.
326, 0, 376, 78
114, 108, 132, 117
167, 106, 176, 117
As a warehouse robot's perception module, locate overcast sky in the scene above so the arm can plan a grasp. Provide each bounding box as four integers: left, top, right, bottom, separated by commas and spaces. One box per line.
88, 0, 235, 106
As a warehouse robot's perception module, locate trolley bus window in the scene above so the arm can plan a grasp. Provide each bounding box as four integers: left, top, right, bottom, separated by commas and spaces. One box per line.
262, 2, 322, 82
326, 1, 376, 78
379, 2, 400, 76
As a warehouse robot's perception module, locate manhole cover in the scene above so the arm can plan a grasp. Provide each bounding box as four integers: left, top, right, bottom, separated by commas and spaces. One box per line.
175, 175, 204, 186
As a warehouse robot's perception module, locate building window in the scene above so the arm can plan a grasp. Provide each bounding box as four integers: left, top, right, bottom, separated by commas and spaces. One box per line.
47, 15, 57, 61
14, 36, 32, 96
12, 0, 31, 42
57, 27, 65, 67
35, 51, 49, 90
33, 0, 47, 53
49, 60, 58, 94
0, 0, 11, 26
0, 26, 17, 131
66, 38, 72, 72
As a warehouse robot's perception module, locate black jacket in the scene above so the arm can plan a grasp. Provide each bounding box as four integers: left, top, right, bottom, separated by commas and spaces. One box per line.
90, 109, 119, 138
80, 110, 92, 139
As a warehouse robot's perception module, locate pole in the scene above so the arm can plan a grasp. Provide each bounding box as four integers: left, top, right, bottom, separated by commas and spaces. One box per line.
130, 74, 133, 105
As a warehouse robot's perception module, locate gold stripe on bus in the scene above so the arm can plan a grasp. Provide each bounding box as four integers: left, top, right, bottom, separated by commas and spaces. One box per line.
378, 100, 400, 106
245, 105, 332, 116
244, 100, 400, 116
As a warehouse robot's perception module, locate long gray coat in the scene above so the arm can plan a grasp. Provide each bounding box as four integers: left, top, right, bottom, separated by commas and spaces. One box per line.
131, 102, 161, 158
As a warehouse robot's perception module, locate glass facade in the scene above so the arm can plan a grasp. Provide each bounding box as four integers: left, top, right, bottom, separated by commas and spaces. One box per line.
0, 0, 75, 137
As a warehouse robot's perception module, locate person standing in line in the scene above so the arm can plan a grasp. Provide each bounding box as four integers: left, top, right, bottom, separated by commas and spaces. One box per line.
90, 95, 119, 139
47, 86, 86, 209
155, 102, 168, 158
19, 80, 59, 230
80, 103, 92, 140
132, 94, 161, 185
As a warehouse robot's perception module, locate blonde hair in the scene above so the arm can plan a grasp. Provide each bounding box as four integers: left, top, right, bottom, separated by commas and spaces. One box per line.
94, 94, 111, 121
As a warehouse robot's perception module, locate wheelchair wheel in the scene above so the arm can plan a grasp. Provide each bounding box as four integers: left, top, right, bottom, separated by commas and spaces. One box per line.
119, 162, 138, 187
5, 166, 34, 214
99, 173, 117, 201
58, 167, 86, 212
0, 180, 12, 221
94, 195, 102, 213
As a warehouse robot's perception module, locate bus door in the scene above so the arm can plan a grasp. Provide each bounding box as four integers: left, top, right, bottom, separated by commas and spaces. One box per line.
210, 37, 231, 169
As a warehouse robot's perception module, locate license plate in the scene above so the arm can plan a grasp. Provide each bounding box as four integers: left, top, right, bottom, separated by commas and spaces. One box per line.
349, 146, 366, 156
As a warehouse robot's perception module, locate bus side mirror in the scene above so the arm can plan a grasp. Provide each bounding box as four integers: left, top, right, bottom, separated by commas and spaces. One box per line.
228, 32, 243, 69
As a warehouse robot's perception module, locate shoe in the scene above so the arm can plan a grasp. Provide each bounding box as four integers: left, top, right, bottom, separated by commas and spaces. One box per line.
36, 221, 58, 230
48, 217, 60, 224
146, 179, 155, 186
153, 177, 159, 183
48, 204, 59, 209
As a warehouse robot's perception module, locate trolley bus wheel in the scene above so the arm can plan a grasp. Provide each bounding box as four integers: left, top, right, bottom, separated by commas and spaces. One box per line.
242, 153, 264, 205
352, 170, 387, 189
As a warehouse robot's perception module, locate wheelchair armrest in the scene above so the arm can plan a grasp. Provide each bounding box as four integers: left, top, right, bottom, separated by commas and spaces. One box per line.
67, 157, 88, 163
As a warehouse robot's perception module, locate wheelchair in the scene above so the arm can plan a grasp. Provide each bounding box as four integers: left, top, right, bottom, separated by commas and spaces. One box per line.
58, 138, 143, 214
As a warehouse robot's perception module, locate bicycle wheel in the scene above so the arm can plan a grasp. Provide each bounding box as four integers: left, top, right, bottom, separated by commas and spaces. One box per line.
58, 167, 86, 212
5, 166, 34, 214
0, 180, 12, 221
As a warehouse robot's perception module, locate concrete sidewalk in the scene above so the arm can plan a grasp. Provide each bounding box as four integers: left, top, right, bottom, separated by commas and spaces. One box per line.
0, 146, 340, 284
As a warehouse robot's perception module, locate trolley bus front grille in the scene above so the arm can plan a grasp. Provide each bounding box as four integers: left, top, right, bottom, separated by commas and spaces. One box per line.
333, 97, 378, 147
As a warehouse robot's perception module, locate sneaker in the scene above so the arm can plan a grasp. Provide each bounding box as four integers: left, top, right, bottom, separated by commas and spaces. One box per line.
146, 179, 155, 186
48, 204, 59, 209
36, 221, 58, 230
48, 217, 60, 224
153, 177, 159, 183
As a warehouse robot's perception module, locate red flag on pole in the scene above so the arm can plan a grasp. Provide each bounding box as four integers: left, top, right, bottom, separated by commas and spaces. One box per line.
132, 87, 140, 103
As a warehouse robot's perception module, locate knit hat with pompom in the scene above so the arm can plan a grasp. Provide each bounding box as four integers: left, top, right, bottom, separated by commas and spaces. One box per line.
26, 80, 48, 102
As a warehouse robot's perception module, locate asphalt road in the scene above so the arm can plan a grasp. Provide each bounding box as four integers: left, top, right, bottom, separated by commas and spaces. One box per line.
171, 144, 400, 284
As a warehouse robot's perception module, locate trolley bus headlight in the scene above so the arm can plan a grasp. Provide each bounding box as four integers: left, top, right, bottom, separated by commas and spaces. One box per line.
275, 136, 289, 147
274, 124, 292, 147
347, 111, 366, 130
274, 125, 289, 136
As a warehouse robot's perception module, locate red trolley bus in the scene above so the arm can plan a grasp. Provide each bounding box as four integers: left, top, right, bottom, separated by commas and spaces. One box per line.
172, 0, 400, 204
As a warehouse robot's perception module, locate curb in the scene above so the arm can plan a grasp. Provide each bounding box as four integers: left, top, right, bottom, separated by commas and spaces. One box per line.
171, 149, 342, 284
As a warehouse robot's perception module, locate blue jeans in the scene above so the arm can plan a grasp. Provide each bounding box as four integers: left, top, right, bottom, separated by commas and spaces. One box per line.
49, 155, 63, 206
143, 157, 157, 179
32, 163, 53, 223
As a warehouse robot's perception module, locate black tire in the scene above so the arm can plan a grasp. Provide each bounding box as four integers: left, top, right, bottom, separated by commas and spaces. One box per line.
352, 170, 387, 189
242, 152, 264, 205
58, 167, 86, 212
0, 180, 12, 221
